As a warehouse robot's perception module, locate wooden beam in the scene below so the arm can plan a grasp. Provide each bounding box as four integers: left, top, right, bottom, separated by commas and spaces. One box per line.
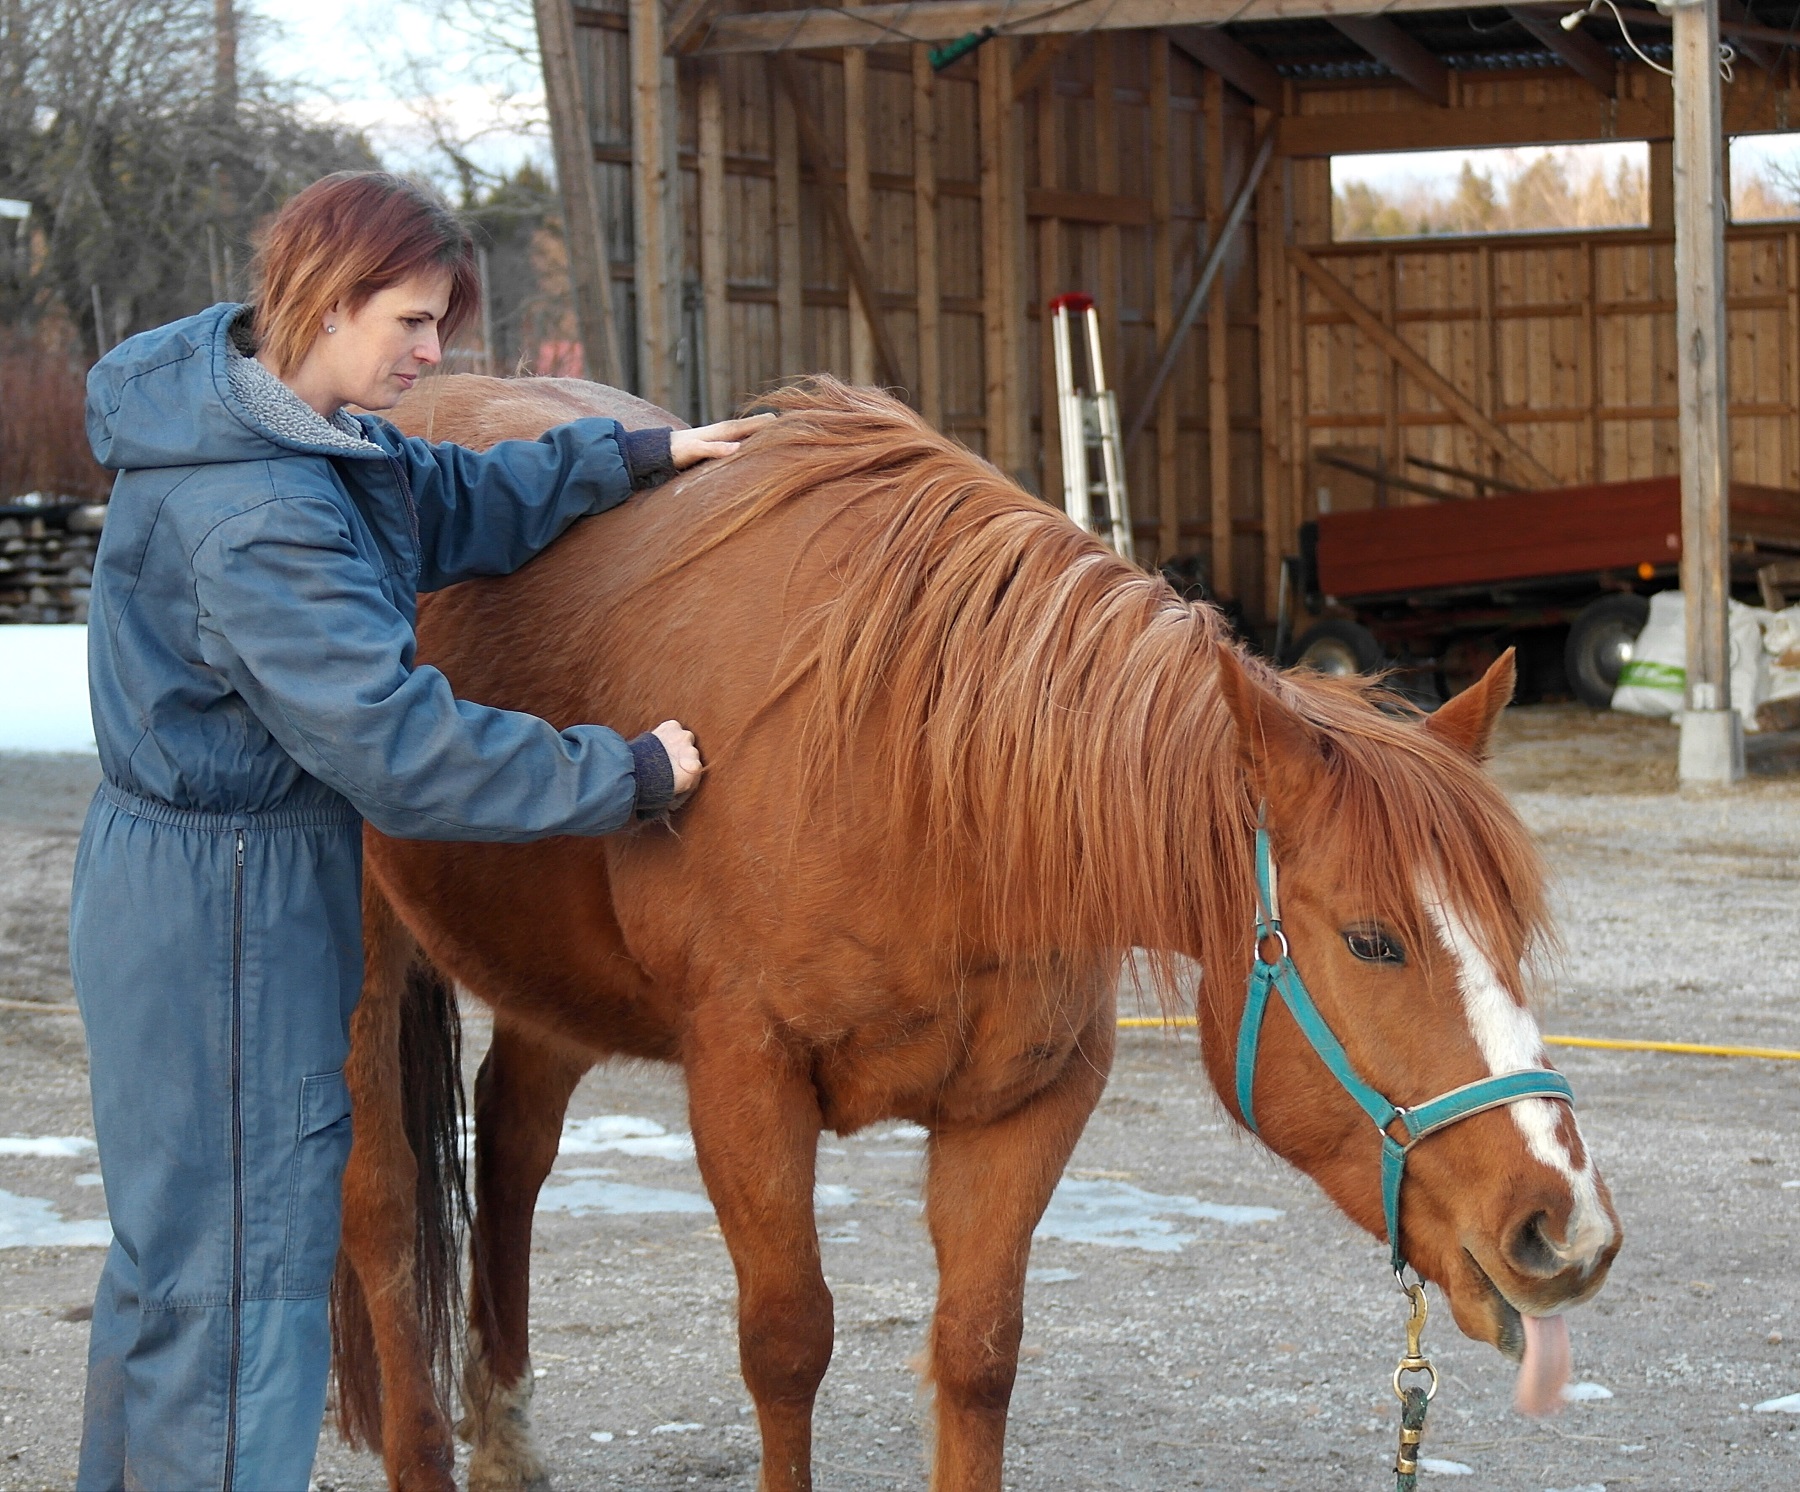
1329, 15, 1449, 107
630, 0, 683, 410
664, 0, 731, 55
697, 60, 731, 419
1671, 0, 1738, 782
913, 44, 942, 427
979, 36, 1029, 480
844, 48, 876, 386
1206, 69, 1232, 598
1287, 245, 1558, 488
1505, 6, 1616, 96
1164, 26, 1283, 110
772, 63, 804, 371
1025, 188, 1155, 225
1012, 34, 1072, 101
532, 0, 623, 383
1718, 0, 1780, 73
1150, 34, 1179, 562
1274, 93, 1720, 156
694, 0, 1488, 56
1255, 111, 1289, 615
1125, 123, 1274, 450
772, 54, 906, 391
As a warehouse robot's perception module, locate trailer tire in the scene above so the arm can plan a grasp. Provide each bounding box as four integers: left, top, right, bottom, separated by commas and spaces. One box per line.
1566, 593, 1651, 709
1290, 619, 1385, 677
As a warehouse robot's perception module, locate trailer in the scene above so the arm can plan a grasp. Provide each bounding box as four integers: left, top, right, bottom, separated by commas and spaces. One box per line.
1288, 476, 1800, 706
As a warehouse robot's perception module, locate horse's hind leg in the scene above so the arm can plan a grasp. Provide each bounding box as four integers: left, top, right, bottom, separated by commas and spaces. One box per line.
336, 884, 457, 1492
686, 1007, 831, 1492
922, 1009, 1115, 1492
460, 1018, 589, 1492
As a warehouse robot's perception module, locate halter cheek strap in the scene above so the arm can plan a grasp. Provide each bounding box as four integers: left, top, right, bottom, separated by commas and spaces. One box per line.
1235, 822, 1576, 1277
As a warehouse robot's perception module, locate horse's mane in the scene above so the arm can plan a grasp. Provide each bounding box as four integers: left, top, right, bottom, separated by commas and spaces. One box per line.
662, 378, 1551, 1006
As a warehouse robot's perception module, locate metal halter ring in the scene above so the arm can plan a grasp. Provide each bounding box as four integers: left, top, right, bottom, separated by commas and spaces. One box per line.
1393, 1358, 1440, 1403
1254, 927, 1290, 964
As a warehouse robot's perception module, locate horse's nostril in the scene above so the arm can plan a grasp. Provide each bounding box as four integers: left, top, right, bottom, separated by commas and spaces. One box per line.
1507, 1212, 1564, 1278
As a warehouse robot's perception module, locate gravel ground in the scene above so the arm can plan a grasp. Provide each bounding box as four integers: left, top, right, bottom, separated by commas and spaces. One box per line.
2, 707, 1799, 1491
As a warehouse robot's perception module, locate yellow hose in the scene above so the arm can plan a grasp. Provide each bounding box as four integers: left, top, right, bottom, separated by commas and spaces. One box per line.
1115, 1016, 1800, 1062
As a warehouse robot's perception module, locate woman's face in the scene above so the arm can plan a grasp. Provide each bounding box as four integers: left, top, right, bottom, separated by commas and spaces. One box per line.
313, 271, 453, 413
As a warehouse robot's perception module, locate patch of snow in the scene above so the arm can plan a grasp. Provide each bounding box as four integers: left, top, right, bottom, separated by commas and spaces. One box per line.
1033, 1177, 1282, 1253
1543, 1484, 1605, 1492
0, 1189, 111, 1249
0, 1136, 95, 1158
650, 1422, 703, 1435
537, 1176, 713, 1218
1026, 1268, 1082, 1284
814, 1183, 857, 1209
1753, 1392, 1800, 1413
820, 1219, 860, 1245
74, 1173, 103, 1188
559, 1115, 695, 1161
1420, 1459, 1474, 1476
589, 1431, 613, 1443
1563, 1381, 1613, 1402
0, 626, 96, 753
1782, 1179, 1800, 1189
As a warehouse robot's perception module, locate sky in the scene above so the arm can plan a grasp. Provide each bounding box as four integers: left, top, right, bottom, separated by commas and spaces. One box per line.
255, 0, 548, 180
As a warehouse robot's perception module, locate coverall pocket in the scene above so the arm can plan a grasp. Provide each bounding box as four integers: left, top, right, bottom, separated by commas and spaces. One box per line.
285, 1069, 353, 1296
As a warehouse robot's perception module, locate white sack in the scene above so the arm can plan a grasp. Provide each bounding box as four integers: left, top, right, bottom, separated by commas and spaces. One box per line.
1764, 604, 1800, 704
1610, 590, 1768, 732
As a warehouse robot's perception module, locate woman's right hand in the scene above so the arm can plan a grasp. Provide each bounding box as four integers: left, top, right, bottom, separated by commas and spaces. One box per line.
651, 720, 704, 795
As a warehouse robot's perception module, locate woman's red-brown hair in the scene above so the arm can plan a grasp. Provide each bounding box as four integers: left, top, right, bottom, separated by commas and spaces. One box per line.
250, 171, 479, 375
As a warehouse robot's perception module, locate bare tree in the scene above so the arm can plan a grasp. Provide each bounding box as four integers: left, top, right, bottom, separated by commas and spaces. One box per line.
0, 0, 375, 347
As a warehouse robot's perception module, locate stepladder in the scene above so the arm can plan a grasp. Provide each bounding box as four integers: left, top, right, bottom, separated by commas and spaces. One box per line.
1049, 292, 1134, 563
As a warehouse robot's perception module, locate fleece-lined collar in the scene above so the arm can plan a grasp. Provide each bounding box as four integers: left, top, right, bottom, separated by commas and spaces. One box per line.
223, 312, 381, 457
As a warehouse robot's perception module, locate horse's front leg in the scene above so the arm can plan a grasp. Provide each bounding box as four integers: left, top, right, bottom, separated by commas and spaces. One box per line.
686, 1006, 831, 1492
461, 1018, 590, 1492
922, 1007, 1115, 1492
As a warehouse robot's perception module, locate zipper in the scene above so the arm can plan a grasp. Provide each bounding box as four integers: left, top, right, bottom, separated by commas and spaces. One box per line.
387, 455, 422, 566
223, 829, 246, 1492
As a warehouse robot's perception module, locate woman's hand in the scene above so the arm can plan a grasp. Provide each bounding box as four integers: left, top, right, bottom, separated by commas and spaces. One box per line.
669, 414, 775, 470
651, 719, 704, 795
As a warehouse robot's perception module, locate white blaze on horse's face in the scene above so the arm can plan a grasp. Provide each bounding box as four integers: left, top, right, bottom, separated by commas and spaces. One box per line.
1426, 896, 1615, 1273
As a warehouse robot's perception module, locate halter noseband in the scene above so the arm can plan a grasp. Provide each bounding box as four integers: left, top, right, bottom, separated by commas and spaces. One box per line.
1234, 818, 1576, 1277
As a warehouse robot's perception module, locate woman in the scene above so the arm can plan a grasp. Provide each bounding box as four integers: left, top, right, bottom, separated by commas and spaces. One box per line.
69, 170, 762, 1491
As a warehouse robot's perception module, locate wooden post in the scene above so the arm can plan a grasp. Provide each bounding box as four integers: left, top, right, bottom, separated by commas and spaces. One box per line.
979, 38, 1028, 481
912, 46, 942, 426
844, 48, 876, 386
1672, 0, 1743, 783
1206, 69, 1233, 599
630, 0, 683, 412
774, 64, 804, 372
1035, 39, 1061, 492
533, 0, 623, 383
1150, 35, 1178, 562
698, 61, 731, 420
1255, 112, 1288, 622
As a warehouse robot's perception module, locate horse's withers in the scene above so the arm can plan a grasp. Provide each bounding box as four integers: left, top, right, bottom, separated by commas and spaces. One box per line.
1210, 648, 1620, 1409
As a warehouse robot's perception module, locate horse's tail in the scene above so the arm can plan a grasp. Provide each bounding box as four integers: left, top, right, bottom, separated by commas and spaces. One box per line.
331, 886, 473, 1450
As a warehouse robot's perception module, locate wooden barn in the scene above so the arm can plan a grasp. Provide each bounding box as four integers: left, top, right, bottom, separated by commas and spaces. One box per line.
532, 0, 1796, 775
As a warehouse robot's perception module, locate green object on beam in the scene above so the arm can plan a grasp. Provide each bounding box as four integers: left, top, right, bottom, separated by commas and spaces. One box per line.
930, 26, 995, 70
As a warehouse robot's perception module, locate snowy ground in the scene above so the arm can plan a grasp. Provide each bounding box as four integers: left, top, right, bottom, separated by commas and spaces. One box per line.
2, 709, 1799, 1490
0, 627, 93, 754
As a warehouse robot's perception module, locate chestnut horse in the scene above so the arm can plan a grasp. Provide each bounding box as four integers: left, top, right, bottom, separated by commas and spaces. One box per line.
332, 375, 1620, 1492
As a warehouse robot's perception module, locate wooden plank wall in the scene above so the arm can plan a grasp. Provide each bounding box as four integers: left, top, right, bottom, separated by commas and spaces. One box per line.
572, 8, 1272, 620
570, 18, 1800, 631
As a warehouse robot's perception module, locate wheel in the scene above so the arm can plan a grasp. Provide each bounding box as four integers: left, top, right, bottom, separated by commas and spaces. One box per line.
1289, 618, 1385, 677
1564, 593, 1650, 709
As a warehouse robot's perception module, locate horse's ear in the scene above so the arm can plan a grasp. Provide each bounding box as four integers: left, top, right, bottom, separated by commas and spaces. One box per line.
1215, 647, 1321, 804
1424, 648, 1516, 762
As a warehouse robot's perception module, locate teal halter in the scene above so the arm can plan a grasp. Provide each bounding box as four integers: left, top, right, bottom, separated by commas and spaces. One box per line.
1234, 821, 1576, 1277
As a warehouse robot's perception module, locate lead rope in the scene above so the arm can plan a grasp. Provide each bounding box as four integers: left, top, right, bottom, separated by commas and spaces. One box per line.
1392, 1279, 1438, 1490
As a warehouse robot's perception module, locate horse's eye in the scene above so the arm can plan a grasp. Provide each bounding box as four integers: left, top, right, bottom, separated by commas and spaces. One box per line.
1344, 926, 1405, 965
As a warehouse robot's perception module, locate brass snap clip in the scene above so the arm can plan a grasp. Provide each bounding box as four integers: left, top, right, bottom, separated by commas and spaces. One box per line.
1392, 1280, 1439, 1403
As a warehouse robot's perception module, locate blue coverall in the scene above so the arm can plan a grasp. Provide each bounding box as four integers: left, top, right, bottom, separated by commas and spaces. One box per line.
71, 303, 670, 1490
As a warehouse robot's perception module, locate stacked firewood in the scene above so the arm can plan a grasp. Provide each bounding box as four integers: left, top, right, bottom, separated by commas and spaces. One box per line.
0, 502, 105, 624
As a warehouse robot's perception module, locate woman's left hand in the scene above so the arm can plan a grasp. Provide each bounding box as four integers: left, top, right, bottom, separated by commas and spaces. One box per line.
670, 414, 775, 470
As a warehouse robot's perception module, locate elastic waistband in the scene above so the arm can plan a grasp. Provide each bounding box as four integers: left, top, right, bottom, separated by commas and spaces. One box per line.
98, 780, 362, 833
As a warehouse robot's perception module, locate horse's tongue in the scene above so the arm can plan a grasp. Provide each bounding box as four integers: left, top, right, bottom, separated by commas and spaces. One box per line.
1512, 1313, 1570, 1417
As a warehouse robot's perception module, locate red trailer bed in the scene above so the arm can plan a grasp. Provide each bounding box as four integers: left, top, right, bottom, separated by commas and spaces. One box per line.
1314, 476, 1800, 602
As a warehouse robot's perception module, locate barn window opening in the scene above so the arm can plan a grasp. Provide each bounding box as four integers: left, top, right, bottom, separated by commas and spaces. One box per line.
1331, 142, 1649, 241
1730, 133, 1800, 222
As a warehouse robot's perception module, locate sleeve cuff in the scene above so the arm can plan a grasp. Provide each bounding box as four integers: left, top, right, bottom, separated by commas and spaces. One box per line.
621, 427, 678, 491
628, 731, 678, 818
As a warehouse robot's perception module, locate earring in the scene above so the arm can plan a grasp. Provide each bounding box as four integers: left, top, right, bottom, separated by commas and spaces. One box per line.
325, 324, 337, 334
